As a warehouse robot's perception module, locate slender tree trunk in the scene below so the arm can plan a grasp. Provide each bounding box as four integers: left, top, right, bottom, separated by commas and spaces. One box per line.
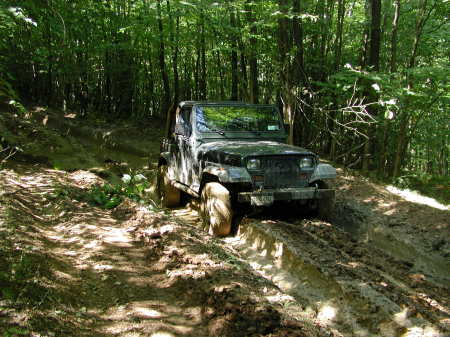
246, 0, 259, 103
334, 0, 346, 71
377, 0, 401, 176
194, 49, 200, 99
157, 0, 171, 116
278, 0, 294, 144
292, 0, 307, 147
198, 9, 207, 100
369, 0, 381, 71
230, 10, 239, 101
292, 0, 304, 83
390, 0, 400, 72
46, 20, 54, 106
393, 113, 410, 177
392, 0, 436, 176
216, 51, 225, 98
236, 14, 248, 100
360, 0, 371, 68
362, 0, 381, 171
173, 17, 180, 103
167, 0, 180, 103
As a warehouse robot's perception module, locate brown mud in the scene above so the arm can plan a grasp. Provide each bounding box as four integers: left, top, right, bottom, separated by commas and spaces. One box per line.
0, 106, 449, 336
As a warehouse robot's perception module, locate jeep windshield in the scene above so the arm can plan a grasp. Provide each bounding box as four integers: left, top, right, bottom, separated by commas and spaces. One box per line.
195, 105, 283, 133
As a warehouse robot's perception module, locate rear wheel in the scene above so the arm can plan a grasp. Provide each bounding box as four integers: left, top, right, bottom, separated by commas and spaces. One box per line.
157, 165, 180, 207
200, 182, 233, 236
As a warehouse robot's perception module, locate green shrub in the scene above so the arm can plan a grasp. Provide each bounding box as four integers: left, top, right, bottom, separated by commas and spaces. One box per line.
86, 172, 149, 209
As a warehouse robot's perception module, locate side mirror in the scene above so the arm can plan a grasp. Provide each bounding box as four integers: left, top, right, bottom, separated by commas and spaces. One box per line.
174, 123, 191, 137
174, 124, 184, 135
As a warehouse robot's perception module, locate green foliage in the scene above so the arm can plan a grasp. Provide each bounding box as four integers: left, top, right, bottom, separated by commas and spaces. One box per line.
2, 327, 29, 337
88, 183, 124, 209
86, 173, 149, 209
0, 0, 447, 178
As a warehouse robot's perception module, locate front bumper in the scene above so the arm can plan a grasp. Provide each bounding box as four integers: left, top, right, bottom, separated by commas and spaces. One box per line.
237, 187, 334, 206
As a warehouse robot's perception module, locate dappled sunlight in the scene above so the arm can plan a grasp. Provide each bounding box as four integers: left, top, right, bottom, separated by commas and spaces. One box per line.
150, 332, 176, 337
393, 307, 442, 337
0, 165, 218, 336
68, 170, 104, 188
2, 158, 449, 336
133, 307, 164, 319
93, 263, 114, 271
386, 185, 449, 210
95, 299, 199, 336
317, 303, 337, 324
102, 226, 134, 245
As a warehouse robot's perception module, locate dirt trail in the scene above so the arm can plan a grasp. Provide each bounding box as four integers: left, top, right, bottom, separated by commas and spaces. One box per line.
1, 165, 449, 337
1, 107, 449, 336
1, 166, 327, 337
172, 201, 450, 337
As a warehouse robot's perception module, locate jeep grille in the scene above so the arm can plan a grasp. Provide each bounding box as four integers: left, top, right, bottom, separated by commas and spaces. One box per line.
250, 156, 312, 189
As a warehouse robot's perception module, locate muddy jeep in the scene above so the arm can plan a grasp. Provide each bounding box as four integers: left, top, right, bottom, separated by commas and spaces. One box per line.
157, 101, 336, 236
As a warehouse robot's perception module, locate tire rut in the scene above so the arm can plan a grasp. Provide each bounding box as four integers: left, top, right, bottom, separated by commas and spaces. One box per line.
227, 216, 450, 337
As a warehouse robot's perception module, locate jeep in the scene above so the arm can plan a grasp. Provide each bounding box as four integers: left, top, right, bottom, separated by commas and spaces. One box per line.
157, 101, 336, 236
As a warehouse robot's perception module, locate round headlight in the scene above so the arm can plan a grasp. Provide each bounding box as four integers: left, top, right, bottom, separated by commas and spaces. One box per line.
299, 157, 314, 169
247, 158, 261, 170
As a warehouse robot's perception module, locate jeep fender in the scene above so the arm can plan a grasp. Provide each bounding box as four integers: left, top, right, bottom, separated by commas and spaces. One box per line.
309, 163, 337, 184
202, 164, 252, 184
158, 152, 176, 181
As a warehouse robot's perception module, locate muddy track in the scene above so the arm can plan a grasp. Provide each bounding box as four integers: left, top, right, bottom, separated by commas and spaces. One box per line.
175, 203, 450, 337
2, 107, 448, 336
239, 215, 450, 336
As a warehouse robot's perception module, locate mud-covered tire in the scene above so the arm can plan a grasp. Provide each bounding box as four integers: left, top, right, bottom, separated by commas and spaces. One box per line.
157, 165, 180, 207
317, 181, 335, 222
200, 182, 233, 237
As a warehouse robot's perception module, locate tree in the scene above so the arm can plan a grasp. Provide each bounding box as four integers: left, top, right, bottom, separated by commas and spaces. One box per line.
0, 0, 447, 178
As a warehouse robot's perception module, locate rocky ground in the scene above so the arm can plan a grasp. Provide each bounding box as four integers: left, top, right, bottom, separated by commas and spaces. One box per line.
0, 106, 449, 337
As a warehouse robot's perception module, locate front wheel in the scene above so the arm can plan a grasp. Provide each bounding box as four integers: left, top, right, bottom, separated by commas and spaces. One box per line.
200, 182, 233, 237
157, 165, 180, 207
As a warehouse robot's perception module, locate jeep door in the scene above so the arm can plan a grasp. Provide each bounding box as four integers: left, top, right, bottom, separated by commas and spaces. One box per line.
173, 106, 195, 187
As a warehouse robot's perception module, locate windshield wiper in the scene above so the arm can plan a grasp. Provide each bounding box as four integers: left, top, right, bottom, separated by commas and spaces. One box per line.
197, 121, 225, 135
210, 128, 225, 136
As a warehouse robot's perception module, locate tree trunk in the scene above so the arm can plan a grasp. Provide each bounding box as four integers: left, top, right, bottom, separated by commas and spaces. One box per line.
199, 10, 207, 100
392, 0, 436, 176
360, 0, 371, 68
393, 114, 409, 177
292, 0, 304, 83
362, 0, 381, 171
390, 0, 400, 72
277, 0, 293, 144
334, 0, 346, 71
368, 0, 381, 72
246, 0, 259, 104
157, 0, 171, 116
167, 0, 180, 104
230, 10, 239, 101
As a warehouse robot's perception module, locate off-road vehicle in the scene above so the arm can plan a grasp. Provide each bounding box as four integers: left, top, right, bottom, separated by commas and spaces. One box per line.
157, 101, 336, 236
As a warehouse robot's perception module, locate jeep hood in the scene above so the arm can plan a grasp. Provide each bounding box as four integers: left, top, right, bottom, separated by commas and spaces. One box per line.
197, 140, 314, 164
